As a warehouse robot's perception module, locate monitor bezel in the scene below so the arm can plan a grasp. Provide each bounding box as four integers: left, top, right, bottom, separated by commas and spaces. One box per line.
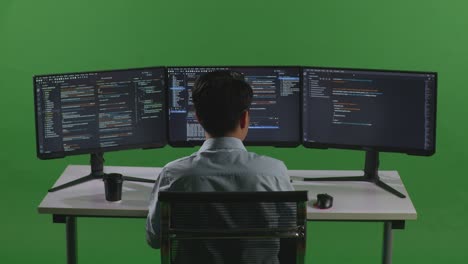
301, 66, 437, 156
166, 65, 303, 148
33, 66, 168, 160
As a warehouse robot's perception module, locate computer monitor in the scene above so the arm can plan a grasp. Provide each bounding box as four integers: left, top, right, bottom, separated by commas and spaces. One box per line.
167, 66, 301, 146
34, 67, 167, 191
302, 67, 437, 198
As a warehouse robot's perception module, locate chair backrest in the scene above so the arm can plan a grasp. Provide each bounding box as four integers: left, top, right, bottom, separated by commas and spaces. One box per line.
159, 191, 308, 264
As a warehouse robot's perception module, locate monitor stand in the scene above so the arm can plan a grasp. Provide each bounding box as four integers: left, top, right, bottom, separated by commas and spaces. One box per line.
48, 152, 156, 192
303, 150, 406, 198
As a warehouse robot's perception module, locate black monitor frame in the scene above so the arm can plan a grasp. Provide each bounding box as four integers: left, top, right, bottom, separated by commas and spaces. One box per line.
33, 66, 168, 160
166, 66, 302, 148
301, 66, 437, 156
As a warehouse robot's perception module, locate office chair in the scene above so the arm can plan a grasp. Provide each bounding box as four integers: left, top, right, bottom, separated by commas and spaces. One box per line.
159, 191, 308, 264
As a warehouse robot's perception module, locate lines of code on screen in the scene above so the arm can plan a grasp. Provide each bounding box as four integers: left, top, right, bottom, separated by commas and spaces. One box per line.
302, 68, 436, 152
167, 67, 301, 145
35, 68, 166, 156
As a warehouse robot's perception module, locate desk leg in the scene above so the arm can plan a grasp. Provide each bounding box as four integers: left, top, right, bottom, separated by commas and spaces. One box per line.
382, 221, 393, 264
66, 216, 77, 264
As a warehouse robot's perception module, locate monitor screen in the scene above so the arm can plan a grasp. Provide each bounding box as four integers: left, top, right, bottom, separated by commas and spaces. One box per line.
34, 67, 167, 159
302, 67, 437, 155
167, 66, 301, 146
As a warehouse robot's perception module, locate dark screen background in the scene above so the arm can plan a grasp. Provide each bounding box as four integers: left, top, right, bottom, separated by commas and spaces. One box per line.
34, 68, 167, 157
167, 67, 301, 146
303, 68, 436, 153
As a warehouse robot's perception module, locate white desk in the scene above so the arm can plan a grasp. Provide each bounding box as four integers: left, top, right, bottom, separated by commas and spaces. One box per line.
289, 170, 416, 221
38, 165, 417, 264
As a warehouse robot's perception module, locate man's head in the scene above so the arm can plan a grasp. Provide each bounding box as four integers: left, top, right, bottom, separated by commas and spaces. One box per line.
192, 70, 253, 140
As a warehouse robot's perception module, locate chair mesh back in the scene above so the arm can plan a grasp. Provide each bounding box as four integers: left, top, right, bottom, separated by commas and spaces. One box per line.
171, 238, 289, 264
171, 202, 297, 229
168, 202, 299, 264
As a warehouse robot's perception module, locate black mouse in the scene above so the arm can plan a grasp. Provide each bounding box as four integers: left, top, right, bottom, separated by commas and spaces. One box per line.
315, 193, 333, 209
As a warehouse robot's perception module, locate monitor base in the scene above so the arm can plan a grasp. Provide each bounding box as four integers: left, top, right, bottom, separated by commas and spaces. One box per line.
303, 150, 406, 198
48, 153, 156, 192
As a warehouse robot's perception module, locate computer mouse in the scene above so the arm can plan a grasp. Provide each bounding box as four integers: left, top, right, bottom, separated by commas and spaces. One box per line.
315, 193, 333, 209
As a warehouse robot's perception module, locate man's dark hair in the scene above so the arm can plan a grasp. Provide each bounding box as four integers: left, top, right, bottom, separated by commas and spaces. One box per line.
192, 71, 253, 137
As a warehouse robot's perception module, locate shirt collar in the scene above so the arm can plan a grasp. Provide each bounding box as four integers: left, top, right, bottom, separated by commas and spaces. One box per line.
199, 137, 247, 152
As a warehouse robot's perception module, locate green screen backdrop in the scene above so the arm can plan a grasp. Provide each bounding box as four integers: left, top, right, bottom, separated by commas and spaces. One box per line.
0, 0, 467, 263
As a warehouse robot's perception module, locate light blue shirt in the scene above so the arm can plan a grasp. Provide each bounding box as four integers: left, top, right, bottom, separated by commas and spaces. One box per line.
146, 137, 294, 249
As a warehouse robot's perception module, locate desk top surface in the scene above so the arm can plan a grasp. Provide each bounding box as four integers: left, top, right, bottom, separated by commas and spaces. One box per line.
38, 165, 417, 221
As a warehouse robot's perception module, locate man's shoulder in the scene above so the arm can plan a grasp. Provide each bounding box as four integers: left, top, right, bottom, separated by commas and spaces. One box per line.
162, 153, 197, 172
244, 151, 292, 190
246, 151, 287, 171
247, 151, 284, 164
